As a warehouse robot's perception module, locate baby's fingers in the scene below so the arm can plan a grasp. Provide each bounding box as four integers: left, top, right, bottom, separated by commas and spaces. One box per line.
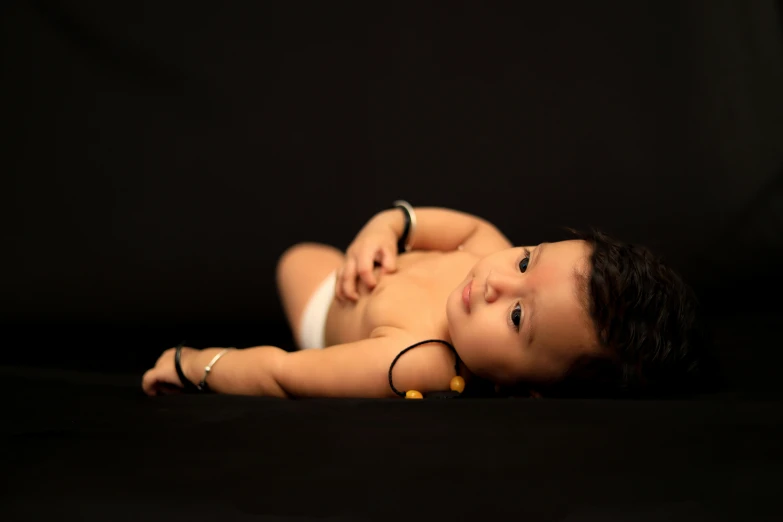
356, 252, 378, 289
141, 369, 156, 396
378, 246, 397, 273
340, 257, 359, 300
142, 369, 167, 396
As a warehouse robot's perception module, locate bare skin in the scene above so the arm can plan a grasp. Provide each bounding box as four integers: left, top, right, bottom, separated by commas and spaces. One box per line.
325, 250, 477, 348
142, 207, 602, 398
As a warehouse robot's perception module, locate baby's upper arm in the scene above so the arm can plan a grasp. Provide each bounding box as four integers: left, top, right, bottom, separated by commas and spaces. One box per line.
274, 328, 458, 398
460, 221, 513, 256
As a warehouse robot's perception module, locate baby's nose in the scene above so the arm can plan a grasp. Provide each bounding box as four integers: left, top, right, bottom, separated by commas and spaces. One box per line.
485, 271, 522, 302
484, 283, 498, 303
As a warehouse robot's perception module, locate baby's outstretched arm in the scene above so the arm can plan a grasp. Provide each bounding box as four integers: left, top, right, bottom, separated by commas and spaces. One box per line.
142, 328, 455, 398
142, 345, 289, 397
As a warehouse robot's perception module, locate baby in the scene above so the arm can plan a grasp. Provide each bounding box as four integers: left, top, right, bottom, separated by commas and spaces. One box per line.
142, 203, 709, 399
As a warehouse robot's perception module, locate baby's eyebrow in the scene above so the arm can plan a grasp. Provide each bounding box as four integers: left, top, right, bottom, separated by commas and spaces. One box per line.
533, 242, 548, 266
525, 243, 548, 347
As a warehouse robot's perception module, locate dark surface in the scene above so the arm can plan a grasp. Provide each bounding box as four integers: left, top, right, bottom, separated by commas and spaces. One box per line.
3, 365, 782, 522
2, 1, 783, 520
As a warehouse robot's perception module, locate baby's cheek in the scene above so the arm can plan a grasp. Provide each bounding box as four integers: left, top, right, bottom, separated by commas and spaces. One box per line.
483, 342, 526, 382
466, 342, 505, 377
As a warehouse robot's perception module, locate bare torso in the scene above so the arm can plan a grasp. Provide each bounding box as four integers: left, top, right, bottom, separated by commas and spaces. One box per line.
324, 250, 480, 347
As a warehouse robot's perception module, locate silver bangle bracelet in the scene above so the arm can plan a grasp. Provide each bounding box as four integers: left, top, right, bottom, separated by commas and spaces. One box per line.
197, 348, 234, 391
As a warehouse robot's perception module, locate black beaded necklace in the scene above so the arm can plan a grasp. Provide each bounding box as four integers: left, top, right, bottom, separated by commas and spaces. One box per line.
387, 339, 465, 399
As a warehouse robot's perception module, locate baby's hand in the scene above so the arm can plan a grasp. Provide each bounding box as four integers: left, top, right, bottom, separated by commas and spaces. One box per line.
336, 222, 398, 301
141, 346, 196, 396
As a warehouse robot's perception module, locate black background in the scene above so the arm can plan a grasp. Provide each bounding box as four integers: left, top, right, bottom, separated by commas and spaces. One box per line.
2, 0, 782, 384
2, 2, 782, 520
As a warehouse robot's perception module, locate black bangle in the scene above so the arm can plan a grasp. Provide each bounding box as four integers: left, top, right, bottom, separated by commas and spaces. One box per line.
394, 200, 413, 254
174, 341, 200, 393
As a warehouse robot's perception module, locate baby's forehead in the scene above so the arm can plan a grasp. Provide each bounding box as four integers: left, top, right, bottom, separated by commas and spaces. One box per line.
548, 239, 590, 248
511, 238, 588, 247
509, 239, 592, 257
529, 241, 594, 285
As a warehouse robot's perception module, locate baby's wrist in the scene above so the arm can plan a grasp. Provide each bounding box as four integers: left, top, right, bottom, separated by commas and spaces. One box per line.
380, 207, 406, 236
185, 347, 222, 386
369, 209, 404, 242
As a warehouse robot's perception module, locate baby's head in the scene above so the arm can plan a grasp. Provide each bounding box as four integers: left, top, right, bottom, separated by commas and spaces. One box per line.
446, 230, 711, 398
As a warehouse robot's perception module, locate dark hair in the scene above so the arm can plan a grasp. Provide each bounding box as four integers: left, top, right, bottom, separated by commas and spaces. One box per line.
539, 229, 717, 399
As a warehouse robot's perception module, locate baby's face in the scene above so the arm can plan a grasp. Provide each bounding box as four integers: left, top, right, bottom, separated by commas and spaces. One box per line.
446, 240, 603, 389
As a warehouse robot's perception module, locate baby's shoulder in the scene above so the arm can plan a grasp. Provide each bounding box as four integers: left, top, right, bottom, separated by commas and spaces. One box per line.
398, 249, 478, 275
369, 327, 459, 394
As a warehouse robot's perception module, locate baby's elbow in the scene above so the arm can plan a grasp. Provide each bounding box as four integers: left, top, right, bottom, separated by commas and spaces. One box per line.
245, 346, 291, 398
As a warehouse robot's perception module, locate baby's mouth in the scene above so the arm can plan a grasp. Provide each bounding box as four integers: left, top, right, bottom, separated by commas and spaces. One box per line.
462, 278, 472, 312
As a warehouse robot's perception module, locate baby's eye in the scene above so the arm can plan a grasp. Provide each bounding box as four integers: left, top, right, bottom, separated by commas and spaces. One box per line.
511, 303, 522, 331
518, 256, 530, 273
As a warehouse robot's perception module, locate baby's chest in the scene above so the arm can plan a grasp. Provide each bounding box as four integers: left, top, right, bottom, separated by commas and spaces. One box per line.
361, 269, 458, 335
363, 282, 444, 334
358, 251, 476, 335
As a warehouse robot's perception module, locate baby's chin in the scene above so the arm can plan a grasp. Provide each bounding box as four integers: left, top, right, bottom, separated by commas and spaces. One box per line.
445, 288, 460, 337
